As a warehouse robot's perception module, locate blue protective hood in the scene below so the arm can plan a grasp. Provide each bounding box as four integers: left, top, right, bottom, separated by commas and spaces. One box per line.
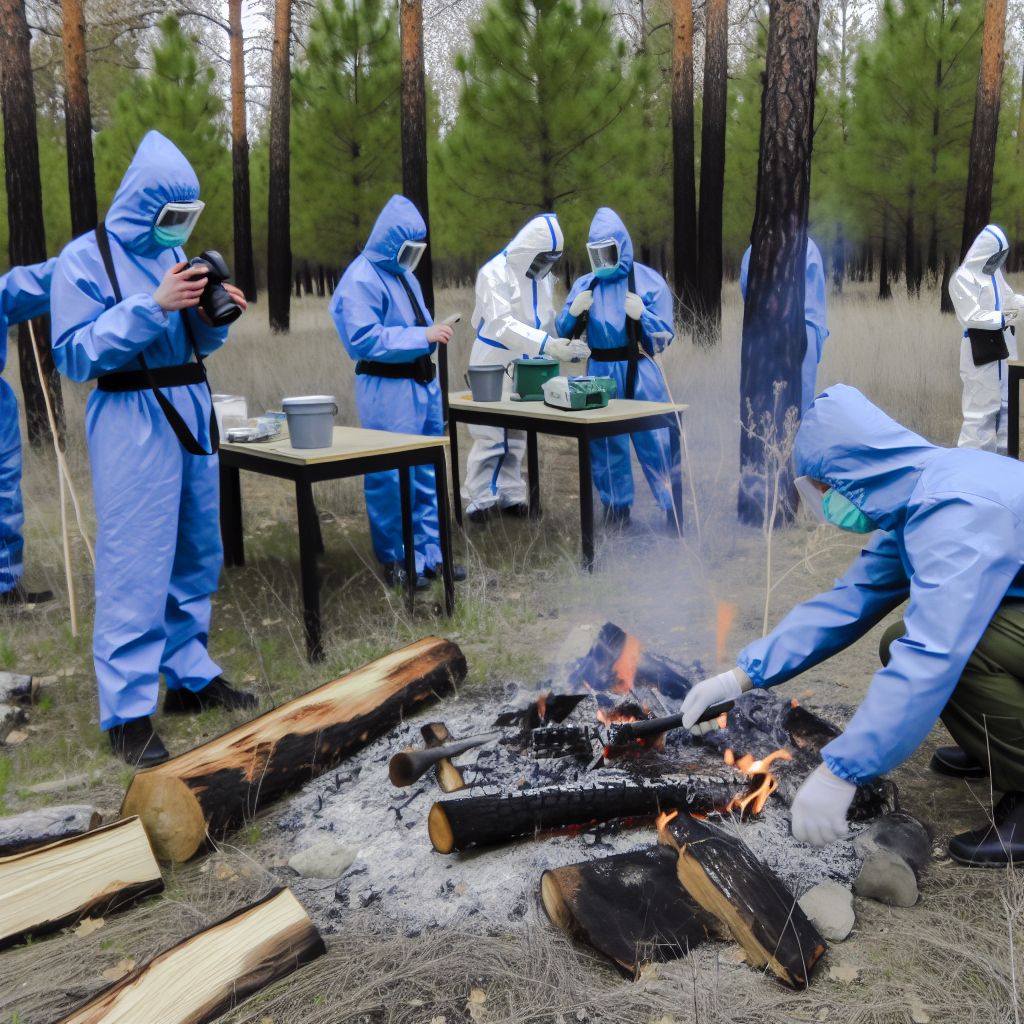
804, 238, 827, 335
105, 131, 201, 258
588, 207, 633, 280
794, 385, 940, 532
363, 195, 427, 275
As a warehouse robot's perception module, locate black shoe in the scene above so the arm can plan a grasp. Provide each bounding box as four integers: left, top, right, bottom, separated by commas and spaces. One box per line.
467, 506, 496, 525
500, 503, 530, 519
602, 505, 631, 526
383, 563, 430, 591
423, 564, 468, 582
0, 584, 55, 607
108, 716, 170, 768
948, 792, 1024, 867
930, 745, 989, 780
164, 676, 258, 714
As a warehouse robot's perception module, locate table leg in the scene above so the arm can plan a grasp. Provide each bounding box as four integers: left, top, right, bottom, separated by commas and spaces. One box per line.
578, 434, 595, 572
669, 421, 685, 537
400, 465, 416, 613
527, 429, 542, 519
219, 463, 245, 568
295, 475, 324, 662
449, 415, 463, 526
1009, 366, 1021, 460
433, 450, 456, 616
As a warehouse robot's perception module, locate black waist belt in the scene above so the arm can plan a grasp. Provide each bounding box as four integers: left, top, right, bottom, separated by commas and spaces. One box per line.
97, 363, 206, 392
355, 355, 435, 384
589, 345, 632, 362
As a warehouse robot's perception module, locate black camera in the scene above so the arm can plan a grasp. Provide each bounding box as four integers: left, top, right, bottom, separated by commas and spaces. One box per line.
189, 250, 242, 326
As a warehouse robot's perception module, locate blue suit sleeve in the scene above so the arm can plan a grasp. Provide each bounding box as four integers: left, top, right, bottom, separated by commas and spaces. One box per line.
556, 277, 589, 337
331, 274, 429, 363
821, 497, 1022, 783
637, 270, 674, 352
51, 246, 170, 383
738, 531, 910, 688
0, 259, 55, 324
184, 308, 229, 357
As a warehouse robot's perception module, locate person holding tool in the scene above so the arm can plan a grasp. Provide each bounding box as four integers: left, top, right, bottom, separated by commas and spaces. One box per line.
330, 194, 466, 589
556, 207, 678, 528
51, 131, 253, 768
465, 213, 589, 522
0, 259, 58, 608
680, 384, 1024, 866
948, 224, 1023, 454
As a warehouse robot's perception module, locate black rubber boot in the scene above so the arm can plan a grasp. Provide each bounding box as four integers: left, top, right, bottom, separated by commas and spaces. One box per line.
0, 584, 55, 607
164, 676, 258, 714
948, 792, 1024, 867
467, 506, 496, 525
500, 503, 530, 519
423, 564, 468, 582
930, 745, 989, 780
108, 716, 170, 768
602, 505, 631, 527
383, 563, 430, 591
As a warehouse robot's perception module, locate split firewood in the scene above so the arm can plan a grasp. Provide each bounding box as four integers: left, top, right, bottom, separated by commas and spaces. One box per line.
122, 636, 466, 861
0, 805, 102, 857
59, 887, 325, 1024
0, 671, 39, 705
0, 816, 162, 950
429, 774, 749, 854
420, 722, 468, 793
659, 813, 826, 988
541, 846, 718, 976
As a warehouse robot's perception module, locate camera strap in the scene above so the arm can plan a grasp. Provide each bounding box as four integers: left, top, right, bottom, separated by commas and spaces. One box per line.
95, 222, 219, 456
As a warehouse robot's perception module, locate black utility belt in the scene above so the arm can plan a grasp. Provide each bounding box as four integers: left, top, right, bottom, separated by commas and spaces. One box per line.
355, 355, 435, 384
589, 345, 633, 362
98, 363, 206, 392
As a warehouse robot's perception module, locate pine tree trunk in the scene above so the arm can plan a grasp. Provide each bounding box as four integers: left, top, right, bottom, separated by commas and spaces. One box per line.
1014, 62, 1024, 273
940, 250, 955, 312
832, 223, 845, 293
267, 0, 291, 332
878, 211, 892, 300
671, 0, 698, 319
904, 198, 918, 298
229, 0, 257, 301
60, 0, 97, 237
695, 0, 728, 342
0, 0, 63, 446
399, 0, 434, 313
737, 0, 820, 527
959, 0, 1006, 260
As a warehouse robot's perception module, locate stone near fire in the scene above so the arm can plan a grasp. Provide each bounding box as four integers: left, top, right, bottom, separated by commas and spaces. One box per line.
797, 881, 855, 942
853, 812, 930, 877
853, 849, 918, 907
287, 839, 357, 879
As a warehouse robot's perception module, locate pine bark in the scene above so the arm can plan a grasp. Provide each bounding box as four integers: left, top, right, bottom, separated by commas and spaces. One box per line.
0, 0, 63, 446
959, 0, 1006, 261
671, 0, 698, 318
60, 0, 97, 237
695, 0, 728, 340
229, 0, 257, 301
737, 0, 820, 526
1014, 62, 1024, 272
267, 0, 292, 332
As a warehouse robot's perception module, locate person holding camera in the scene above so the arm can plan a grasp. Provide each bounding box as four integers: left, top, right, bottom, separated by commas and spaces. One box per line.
51, 130, 254, 767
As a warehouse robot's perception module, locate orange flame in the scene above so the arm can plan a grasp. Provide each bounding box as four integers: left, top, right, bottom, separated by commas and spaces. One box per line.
595, 706, 641, 727
610, 633, 642, 694
536, 692, 548, 722
715, 600, 737, 665
790, 698, 800, 709
724, 748, 793, 816
655, 809, 679, 832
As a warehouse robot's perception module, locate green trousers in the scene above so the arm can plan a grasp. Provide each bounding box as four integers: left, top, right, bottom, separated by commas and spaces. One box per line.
880, 602, 1024, 792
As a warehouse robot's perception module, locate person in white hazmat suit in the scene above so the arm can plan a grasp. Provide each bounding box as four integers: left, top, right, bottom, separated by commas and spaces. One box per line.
948, 224, 1024, 453
465, 214, 590, 521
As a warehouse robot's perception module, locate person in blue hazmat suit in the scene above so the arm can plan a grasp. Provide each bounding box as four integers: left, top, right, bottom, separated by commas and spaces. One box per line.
51, 131, 254, 768
465, 213, 589, 521
739, 237, 829, 413
948, 224, 1023, 453
329, 195, 465, 589
1, 260, 57, 607
680, 384, 1024, 866
556, 208, 678, 527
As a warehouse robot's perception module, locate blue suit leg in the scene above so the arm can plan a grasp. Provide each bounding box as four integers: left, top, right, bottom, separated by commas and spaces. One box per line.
588, 357, 634, 510
0, 380, 24, 592
630, 359, 675, 510
414, 382, 443, 570
161, 448, 223, 691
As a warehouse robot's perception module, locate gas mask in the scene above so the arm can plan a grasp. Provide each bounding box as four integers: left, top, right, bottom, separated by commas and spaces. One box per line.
153, 200, 205, 249
983, 248, 1009, 275
526, 251, 561, 281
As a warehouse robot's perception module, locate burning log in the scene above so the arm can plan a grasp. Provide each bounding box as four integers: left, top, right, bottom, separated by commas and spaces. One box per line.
122, 636, 466, 862
0, 805, 101, 857
541, 847, 717, 976
428, 774, 748, 854
659, 813, 826, 988
59, 887, 325, 1024
568, 623, 693, 699
0, 816, 163, 950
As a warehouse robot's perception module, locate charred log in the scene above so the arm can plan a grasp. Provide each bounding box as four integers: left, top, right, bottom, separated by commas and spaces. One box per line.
420, 721, 467, 793
0, 805, 100, 857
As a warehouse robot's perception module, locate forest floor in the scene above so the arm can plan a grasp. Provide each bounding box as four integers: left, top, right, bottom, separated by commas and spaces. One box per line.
1, 285, 1022, 1023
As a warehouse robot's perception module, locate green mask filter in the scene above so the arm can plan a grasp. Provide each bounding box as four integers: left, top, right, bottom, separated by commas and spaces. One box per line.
822, 489, 878, 533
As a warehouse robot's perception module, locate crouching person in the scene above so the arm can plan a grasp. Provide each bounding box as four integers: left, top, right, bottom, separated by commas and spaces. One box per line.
51, 131, 254, 767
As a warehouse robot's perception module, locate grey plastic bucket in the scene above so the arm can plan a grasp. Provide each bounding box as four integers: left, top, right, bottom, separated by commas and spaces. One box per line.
282, 395, 338, 449
465, 364, 505, 402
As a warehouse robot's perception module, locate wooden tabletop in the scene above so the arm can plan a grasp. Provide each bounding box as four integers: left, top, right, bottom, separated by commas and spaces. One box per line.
219, 425, 449, 466
448, 393, 688, 424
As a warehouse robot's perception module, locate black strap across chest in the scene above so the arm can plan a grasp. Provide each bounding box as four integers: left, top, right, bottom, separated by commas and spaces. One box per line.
94, 223, 219, 456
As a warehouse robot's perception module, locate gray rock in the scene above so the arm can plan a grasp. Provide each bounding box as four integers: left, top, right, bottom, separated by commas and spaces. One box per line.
798, 881, 855, 941
853, 849, 918, 907
287, 839, 357, 879
853, 811, 930, 876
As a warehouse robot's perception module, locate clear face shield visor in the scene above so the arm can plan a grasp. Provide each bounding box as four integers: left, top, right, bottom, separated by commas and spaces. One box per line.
983, 248, 1009, 275
396, 240, 427, 273
526, 251, 562, 281
153, 200, 205, 246
793, 475, 828, 524
587, 239, 620, 275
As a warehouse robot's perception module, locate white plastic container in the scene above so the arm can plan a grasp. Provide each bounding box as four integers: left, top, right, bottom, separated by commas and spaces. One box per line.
212, 394, 247, 435
282, 395, 338, 449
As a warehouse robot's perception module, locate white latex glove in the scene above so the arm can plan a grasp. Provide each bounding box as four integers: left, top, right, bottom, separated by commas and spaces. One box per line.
680, 668, 750, 729
1003, 307, 1019, 325
624, 291, 645, 321
545, 337, 591, 363
569, 290, 593, 317
790, 763, 856, 847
